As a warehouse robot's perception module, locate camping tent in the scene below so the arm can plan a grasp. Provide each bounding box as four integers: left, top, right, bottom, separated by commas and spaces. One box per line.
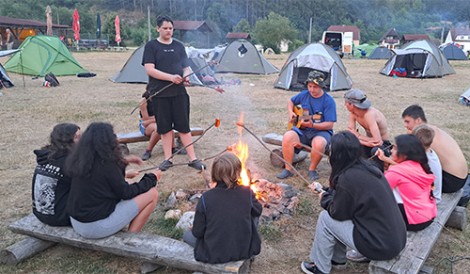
459, 87, 470, 106
369, 47, 393, 59
214, 39, 278, 74
440, 43, 467, 60
0, 63, 14, 88
380, 40, 455, 78
0, 49, 20, 88
274, 43, 353, 91
3, 35, 87, 76
110, 45, 213, 86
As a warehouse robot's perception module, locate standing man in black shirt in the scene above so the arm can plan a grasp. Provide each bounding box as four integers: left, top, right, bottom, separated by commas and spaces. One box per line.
142, 15, 205, 171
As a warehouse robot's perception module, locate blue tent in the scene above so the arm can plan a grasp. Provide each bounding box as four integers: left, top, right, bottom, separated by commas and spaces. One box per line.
369, 47, 393, 59
440, 44, 467, 60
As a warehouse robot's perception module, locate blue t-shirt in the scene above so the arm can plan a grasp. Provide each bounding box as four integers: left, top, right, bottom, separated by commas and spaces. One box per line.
290, 90, 337, 135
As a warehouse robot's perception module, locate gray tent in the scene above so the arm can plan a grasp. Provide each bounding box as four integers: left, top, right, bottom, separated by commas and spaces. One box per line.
440, 43, 467, 60
368, 47, 393, 59
459, 88, 470, 106
214, 39, 278, 74
0, 63, 14, 88
110, 45, 204, 86
274, 43, 353, 91
380, 40, 455, 78
0, 49, 20, 88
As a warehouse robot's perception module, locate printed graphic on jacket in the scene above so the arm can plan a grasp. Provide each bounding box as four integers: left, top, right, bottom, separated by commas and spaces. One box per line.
33, 164, 63, 215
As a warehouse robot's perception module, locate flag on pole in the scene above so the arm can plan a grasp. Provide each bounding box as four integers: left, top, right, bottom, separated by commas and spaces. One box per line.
96, 13, 101, 39
115, 15, 121, 46
72, 9, 80, 41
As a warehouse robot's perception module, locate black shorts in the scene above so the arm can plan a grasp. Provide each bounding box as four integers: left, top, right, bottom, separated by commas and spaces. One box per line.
152, 94, 190, 134
442, 171, 467, 193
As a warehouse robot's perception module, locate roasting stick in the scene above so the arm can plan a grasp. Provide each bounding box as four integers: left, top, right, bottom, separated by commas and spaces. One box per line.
138, 147, 229, 173
367, 143, 394, 160
166, 118, 221, 163
130, 62, 224, 115
235, 121, 312, 186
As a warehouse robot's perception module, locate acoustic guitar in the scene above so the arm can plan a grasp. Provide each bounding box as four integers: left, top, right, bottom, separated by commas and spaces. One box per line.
287, 105, 322, 130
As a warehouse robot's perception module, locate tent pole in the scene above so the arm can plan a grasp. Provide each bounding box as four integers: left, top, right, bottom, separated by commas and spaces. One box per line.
147, 5, 151, 41
20, 50, 25, 88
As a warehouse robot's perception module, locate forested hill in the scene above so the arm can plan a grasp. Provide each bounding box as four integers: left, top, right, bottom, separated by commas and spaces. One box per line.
1, 0, 469, 48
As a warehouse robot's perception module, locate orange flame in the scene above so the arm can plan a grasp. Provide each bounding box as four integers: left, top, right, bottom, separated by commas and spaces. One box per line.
233, 113, 260, 199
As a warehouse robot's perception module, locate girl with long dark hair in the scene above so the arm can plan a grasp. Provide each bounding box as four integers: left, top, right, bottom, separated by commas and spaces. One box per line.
32, 123, 81, 226
65, 122, 159, 239
383, 134, 436, 231
301, 131, 406, 274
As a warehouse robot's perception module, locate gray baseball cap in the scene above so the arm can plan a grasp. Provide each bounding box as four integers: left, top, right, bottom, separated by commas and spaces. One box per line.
344, 89, 371, 109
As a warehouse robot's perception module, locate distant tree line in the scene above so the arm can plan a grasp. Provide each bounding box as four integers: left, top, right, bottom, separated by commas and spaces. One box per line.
1, 0, 470, 50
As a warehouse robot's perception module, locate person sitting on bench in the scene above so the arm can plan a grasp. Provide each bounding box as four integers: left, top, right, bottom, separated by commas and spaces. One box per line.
344, 89, 391, 171
140, 91, 160, 161
377, 134, 437, 231
402, 104, 468, 193
413, 125, 442, 204
277, 71, 337, 181
183, 152, 262, 264
301, 131, 406, 274
32, 123, 81, 226
65, 122, 159, 239
140, 91, 186, 161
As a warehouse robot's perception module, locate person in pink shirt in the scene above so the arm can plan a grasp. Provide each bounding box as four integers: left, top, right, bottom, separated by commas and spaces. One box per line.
380, 134, 437, 231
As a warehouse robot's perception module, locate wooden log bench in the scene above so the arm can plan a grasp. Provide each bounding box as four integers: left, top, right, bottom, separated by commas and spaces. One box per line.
2, 214, 249, 273
369, 190, 467, 274
262, 133, 316, 168
117, 127, 204, 144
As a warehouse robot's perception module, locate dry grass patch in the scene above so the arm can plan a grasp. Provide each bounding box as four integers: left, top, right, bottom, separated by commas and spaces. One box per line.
0, 51, 469, 273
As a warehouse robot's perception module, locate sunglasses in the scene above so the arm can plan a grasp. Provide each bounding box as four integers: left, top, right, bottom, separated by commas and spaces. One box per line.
345, 95, 367, 103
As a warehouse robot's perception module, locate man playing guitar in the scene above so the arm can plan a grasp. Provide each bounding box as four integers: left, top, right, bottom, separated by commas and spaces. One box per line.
277, 71, 337, 181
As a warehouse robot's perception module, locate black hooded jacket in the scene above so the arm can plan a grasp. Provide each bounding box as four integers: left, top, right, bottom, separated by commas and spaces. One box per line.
192, 183, 262, 264
32, 149, 71, 226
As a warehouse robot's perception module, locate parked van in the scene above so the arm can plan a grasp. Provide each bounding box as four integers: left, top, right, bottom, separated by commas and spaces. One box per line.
321, 31, 353, 58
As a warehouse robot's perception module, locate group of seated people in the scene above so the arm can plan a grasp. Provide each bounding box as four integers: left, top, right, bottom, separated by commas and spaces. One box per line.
31, 122, 262, 264
30, 70, 468, 271
274, 71, 467, 274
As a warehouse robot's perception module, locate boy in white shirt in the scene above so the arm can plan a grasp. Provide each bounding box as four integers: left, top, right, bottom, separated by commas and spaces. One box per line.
413, 124, 442, 203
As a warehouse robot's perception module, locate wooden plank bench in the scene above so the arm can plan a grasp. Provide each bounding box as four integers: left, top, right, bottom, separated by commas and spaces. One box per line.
117, 127, 204, 144
369, 190, 467, 274
3, 214, 249, 273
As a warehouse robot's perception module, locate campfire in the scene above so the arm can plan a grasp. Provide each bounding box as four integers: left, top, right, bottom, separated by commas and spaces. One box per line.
231, 114, 300, 222
163, 114, 300, 223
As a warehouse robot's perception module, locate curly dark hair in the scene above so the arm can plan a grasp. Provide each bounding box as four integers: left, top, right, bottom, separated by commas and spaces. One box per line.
328, 131, 381, 188
43, 123, 80, 160
65, 122, 124, 177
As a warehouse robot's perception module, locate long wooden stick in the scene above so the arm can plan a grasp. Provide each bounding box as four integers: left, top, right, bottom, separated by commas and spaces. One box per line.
236, 122, 312, 186
130, 63, 220, 115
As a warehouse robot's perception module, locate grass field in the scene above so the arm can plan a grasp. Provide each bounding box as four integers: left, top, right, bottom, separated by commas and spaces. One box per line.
0, 50, 469, 273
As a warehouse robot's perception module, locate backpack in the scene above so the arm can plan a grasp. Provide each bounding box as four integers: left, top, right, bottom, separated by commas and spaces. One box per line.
45, 73, 60, 87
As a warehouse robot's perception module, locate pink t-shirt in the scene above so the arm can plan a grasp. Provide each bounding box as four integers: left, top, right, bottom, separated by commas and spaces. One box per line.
385, 160, 437, 224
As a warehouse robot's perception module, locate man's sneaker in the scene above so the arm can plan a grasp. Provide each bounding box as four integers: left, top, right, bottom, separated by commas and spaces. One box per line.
346, 249, 369, 263
308, 170, 320, 181
141, 150, 152, 161
188, 159, 206, 171
331, 260, 347, 270
300, 261, 325, 274
172, 147, 187, 155
277, 169, 294, 179
159, 160, 173, 171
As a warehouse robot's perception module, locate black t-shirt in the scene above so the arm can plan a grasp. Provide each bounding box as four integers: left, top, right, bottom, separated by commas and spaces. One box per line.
142, 39, 189, 98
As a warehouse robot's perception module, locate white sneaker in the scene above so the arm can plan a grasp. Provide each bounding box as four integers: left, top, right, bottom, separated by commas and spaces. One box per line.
346, 249, 369, 262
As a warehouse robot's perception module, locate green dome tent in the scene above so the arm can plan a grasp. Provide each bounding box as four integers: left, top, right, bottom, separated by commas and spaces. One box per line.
4, 35, 87, 76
